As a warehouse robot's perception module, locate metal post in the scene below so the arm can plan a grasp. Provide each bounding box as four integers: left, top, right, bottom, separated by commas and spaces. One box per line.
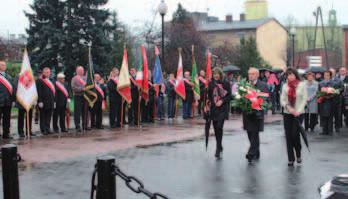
96, 156, 116, 199
1, 144, 20, 199
161, 14, 165, 70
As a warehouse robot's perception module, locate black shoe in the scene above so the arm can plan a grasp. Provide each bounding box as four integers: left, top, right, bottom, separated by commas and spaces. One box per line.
297, 158, 302, 164
19, 134, 25, 138
215, 149, 221, 159
2, 135, 13, 139
54, 129, 59, 133
246, 154, 253, 163
30, 133, 37, 137
288, 161, 294, 167
42, 131, 49, 135
61, 129, 68, 133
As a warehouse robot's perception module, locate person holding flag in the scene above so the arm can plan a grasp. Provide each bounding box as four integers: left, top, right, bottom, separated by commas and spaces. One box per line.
91, 72, 106, 129
0, 58, 15, 139
198, 70, 206, 115
175, 48, 186, 118
15, 49, 38, 138
71, 66, 88, 132
36, 67, 55, 135
153, 46, 165, 121
117, 47, 132, 127
107, 68, 122, 128
129, 67, 139, 126
183, 71, 194, 119
166, 73, 176, 120
53, 73, 69, 133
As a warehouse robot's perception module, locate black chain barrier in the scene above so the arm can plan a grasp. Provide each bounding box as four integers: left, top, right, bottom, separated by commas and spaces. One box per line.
90, 163, 170, 199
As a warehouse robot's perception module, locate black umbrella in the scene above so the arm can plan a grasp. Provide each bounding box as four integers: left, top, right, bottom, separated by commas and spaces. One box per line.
296, 118, 310, 152
307, 66, 325, 73
223, 65, 240, 73
272, 68, 284, 73
204, 109, 211, 150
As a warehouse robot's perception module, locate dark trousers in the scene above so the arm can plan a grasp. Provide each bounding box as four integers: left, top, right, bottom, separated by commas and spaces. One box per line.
141, 100, 154, 123
283, 114, 303, 162
167, 97, 176, 118
304, 113, 318, 131
344, 109, 348, 126
18, 108, 33, 135
247, 130, 260, 157
270, 91, 277, 113
321, 115, 334, 135
183, 101, 192, 119
213, 119, 224, 151
74, 96, 88, 130
156, 96, 164, 119
333, 103, 342, 130
53, 106, 66, 131
0, 106, 11, 137
39, 108, 53, 133
129, 98, 139, 125
91, 101, 103, 128
109, 99, 122, 127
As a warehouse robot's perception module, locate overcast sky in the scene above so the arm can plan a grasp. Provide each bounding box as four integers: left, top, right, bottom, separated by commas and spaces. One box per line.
1, 0, 348, 36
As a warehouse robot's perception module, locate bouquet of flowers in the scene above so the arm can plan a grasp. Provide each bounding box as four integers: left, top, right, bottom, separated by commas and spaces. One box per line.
316, 87, 340, 103
231, 79, 269, 114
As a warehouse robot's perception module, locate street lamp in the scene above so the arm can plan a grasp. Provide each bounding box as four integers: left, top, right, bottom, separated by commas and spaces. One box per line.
158, 0, 168, 69
290, 26, 296, 68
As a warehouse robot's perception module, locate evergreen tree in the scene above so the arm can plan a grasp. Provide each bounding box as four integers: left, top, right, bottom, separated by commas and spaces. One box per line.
26, 0, 64, 74
235, 37, 265, 76
166, 3, 206, 73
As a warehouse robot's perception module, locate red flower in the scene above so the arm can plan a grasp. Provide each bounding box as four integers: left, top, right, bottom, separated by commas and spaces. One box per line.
245, 90, 263, 111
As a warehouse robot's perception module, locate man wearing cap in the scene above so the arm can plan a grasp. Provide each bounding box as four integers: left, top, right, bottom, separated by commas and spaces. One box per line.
53, 73, 69, 133
71, 66, 88, 132
37, 67, 55, 135
0, 59, 14, 139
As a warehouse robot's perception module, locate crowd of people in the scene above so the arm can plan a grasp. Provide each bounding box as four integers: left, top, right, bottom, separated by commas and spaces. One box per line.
1, 58, 348, 166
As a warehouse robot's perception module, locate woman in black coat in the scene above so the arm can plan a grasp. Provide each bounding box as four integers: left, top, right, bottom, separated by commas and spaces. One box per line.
207, 67, 231, 159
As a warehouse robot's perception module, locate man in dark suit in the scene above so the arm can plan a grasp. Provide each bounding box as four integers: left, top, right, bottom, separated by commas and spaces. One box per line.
183, 71, 194, 119
198, 70, 206, 115
166, 73, 176, 119
53, 73, 69, 133
0, 59, 14, 139
330, 68, 344, 133
37, 67, 55, 135
129, 67, 139, 125
243, 67, 269, 163
91, 72, 106, 129
108, 68, 122, 128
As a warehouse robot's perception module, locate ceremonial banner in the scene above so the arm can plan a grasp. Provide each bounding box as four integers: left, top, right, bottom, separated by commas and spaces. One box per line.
191, 46, 200, 100
117, 47, 132, 104
16, 48, 38, 112
175, 48, 186, 100
84, 46, 97, 108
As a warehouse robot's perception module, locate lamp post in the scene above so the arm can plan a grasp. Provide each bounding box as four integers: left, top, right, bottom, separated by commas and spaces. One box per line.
158, 0, 168, 69
290, 26, 296, 68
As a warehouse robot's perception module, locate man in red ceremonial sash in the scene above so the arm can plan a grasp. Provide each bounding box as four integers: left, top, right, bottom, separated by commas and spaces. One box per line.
37, 67, 55, 135
71, 66, 88, 132
91, 72, 106, 129
0, 59, 14, 139
107, 68, 122, 128
53, 73, 69, 133
198, 70, 206, 115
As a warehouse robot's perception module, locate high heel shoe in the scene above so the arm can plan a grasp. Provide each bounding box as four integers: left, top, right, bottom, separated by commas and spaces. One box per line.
288, 161, 294, 167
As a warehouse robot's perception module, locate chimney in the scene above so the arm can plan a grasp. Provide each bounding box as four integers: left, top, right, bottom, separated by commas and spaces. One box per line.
240, 13, 246, 21
225, 15, 233, 23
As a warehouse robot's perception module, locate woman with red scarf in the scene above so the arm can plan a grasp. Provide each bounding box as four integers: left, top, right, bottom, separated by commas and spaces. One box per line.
280, 68, 307, 166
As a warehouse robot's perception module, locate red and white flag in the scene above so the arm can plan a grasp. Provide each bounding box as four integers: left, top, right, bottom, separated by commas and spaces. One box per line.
117, 47, 132, 104
175, 49, 186, 100
16, 49, 38, 111
205, 51, 212, 88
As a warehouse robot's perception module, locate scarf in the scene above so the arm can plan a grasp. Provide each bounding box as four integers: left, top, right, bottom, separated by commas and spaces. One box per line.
287, 79, 300, 107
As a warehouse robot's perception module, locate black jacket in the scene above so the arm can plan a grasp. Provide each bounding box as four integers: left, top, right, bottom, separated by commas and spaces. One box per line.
0, 73, 14, 107
184, 80, 194, 103
107, 80, 122, 103
318, 80, 334, 117
208, 79, 232, 121
55, 82, 69, 108
166, 80, 176, 98
37, 78, 55, 109
242, 80, 269, 132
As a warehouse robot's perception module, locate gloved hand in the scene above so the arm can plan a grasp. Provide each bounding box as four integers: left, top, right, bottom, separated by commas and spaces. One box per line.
38, 102, 44, 108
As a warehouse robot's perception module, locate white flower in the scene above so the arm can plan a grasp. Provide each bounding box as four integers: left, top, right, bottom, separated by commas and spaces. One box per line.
236, 94, 241, 99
